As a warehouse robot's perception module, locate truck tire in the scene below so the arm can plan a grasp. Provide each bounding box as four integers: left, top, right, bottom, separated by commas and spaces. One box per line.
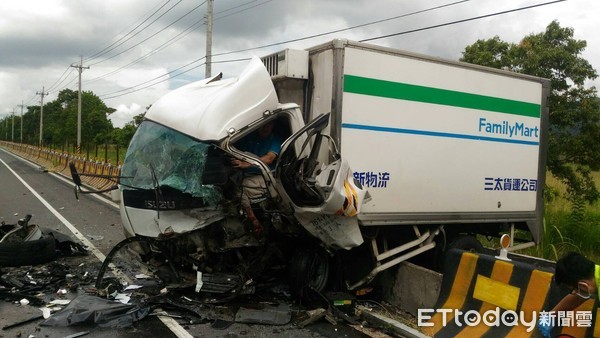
288, 246, 330, 301
447, 235, 484, 253
0, 234, 57, 267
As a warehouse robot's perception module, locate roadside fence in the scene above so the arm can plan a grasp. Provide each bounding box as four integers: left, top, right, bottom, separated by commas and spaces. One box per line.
0, 141, 121, 191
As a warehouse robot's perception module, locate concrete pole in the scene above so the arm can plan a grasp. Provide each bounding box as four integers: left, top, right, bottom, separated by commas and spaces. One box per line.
205, 0, 213, 78
77, 60, 82, 152
71, 56, 89, 153
36, 87, 48, 147
11, 110, 15, 142
17, 100, 24, 143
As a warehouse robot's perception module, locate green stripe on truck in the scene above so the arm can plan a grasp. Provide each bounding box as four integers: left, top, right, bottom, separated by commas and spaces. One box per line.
343, 74, 541, 118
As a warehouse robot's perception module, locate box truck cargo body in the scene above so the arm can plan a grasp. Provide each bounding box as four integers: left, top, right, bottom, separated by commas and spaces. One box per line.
268, 39, 549, 243
110, 39, 549, 296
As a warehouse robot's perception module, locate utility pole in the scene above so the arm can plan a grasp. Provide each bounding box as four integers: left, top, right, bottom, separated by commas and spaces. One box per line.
36, 87, 48, 147
11, 109, 15, 142
71, 56, 89, 154
17, 100, 25, 143
205, 0, 213, 78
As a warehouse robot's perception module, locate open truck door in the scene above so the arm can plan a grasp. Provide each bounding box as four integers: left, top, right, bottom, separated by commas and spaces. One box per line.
275, 113, 367, 250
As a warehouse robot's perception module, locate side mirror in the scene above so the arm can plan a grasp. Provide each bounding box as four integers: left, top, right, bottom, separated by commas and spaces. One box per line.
69, 162, 83, 199
69, 162, 118, 200
69, 162, 83, 186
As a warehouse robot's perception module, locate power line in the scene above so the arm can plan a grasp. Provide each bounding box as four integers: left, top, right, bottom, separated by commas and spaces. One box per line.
92, 0, 479, 100
84, 0, 175, 62
86, 19, 205, 83
99, 57, 206, 99
214, 57, 251, 64
89, 1, 205, 68
86, 0, 184, 64
50, 70, 79, 95
99, 57, 254, 100
46, 65, 75, 93
211, 0, 470, 58
40, 1, 175, 102
213, 0, 275, 21
361, 0, 567, 42
101, 61, 207, 100
99, 0, 565, 101
86, 0, 264, 83
65, 0, 274, 98
89, 0, 207, 67
214, 0, 262, 15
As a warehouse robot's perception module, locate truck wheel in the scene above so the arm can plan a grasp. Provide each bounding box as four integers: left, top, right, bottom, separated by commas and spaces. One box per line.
288, 246, 330, 301
0, 234, 57, 267
447, 235, 484, 253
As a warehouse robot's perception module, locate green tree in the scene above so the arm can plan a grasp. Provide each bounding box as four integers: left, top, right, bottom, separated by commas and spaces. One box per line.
110, 123, 137, 147
461, 20, 600, 202
38, 89, 115, 149
132, 105, 150, 127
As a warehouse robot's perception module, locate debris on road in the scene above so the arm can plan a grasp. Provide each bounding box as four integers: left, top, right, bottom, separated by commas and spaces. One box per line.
0, 215, 88, 268
0, 216, 422, 337
41, 294, 150, 328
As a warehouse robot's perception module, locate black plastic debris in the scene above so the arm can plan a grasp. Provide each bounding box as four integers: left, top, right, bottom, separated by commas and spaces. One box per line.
0, 215, 57, 267
0, 216, 88, 268
0, 290, 45, 307
41, 294, 150, 328
42, 228, 88, 257
146, 294, 212, 322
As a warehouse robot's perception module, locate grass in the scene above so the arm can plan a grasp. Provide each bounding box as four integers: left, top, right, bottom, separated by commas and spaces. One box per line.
489, 171, 600, 263
534, 171, 600, 262
47, 143, 126, 165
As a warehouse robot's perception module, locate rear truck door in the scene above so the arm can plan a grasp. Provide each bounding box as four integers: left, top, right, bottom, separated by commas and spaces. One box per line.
274, 113, 367, 250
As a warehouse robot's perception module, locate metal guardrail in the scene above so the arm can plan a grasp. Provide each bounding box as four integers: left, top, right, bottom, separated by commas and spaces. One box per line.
0, 141, 120, 191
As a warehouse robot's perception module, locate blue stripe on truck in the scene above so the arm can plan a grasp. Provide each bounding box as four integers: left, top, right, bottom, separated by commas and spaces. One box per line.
341, 123, 540, 146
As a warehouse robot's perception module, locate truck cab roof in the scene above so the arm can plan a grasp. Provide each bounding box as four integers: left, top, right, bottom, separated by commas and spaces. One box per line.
145, 56, 279, 141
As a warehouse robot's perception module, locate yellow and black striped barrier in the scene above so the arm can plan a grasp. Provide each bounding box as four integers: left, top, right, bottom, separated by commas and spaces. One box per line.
423, 249, 600, 337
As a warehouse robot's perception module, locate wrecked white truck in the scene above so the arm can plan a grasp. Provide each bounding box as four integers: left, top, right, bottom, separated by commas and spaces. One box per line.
77, 39, 550, 300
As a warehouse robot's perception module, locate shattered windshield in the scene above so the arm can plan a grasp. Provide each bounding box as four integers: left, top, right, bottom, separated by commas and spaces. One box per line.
121, 121, 224, 206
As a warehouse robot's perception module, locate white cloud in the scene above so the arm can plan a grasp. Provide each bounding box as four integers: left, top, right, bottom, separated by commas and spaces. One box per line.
109, 103, 143, 128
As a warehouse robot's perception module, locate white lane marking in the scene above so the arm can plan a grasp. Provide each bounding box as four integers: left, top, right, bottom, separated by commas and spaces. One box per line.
1, 147, 120, 210
1, 157, 107, 261
49, 171, 120, 210
0, 156, 193, 338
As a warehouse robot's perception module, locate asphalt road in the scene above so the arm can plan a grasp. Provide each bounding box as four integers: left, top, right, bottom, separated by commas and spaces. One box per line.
0, 148, 369, 338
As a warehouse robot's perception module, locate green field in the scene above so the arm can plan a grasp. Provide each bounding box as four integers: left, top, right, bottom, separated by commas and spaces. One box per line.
478, 171, 600, 262
530, 171, 600, 262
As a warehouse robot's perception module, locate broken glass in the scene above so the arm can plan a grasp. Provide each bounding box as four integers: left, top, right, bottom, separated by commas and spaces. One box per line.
121, 121, 226, 206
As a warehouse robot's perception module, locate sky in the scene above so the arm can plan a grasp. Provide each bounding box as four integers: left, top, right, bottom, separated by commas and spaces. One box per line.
0, 0, 598, 128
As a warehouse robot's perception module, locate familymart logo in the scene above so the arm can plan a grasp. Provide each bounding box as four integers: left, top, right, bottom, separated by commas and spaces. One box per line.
418, 308, 593, 332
